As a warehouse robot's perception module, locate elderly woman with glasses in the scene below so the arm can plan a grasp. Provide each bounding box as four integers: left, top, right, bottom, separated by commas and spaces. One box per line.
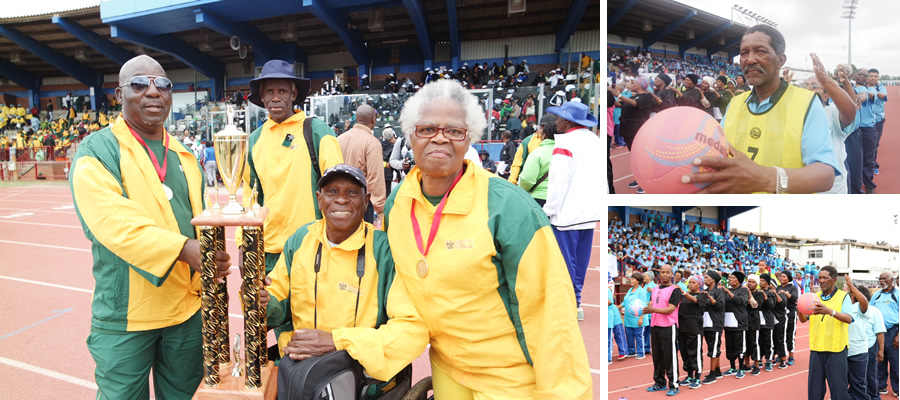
379, 80, 591, 398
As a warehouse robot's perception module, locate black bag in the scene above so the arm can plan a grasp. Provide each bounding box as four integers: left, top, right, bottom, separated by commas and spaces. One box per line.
277, 350, 368, 400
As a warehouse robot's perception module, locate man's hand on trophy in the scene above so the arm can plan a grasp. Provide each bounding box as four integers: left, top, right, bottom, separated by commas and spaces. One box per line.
283, 329, 337, 361
259, 276, 272, 308
178, 239, 232, 280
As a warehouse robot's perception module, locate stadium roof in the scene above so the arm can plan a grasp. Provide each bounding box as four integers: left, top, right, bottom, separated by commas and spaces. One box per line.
608, 0, 749, 57
0, 0, 600, 85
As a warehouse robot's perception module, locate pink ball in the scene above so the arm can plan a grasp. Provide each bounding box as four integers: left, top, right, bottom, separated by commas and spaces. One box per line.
630, 107, 730, 194
798, 292, 820, 316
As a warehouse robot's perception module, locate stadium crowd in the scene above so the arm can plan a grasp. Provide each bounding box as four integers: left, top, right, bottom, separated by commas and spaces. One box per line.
607, 213, 900, 398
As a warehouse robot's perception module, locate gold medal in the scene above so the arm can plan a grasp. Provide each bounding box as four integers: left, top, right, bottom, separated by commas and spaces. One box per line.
416, 259, 428, 278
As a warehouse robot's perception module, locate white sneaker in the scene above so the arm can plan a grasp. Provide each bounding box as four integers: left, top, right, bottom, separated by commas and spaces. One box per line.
577, 307, 585, 321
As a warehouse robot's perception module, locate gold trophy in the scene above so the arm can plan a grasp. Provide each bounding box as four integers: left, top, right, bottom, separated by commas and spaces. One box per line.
192, 106, 275, 400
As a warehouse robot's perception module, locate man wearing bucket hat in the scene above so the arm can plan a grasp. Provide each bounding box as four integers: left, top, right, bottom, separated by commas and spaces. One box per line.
242, 59, 344, 357
544, 101, 602, 321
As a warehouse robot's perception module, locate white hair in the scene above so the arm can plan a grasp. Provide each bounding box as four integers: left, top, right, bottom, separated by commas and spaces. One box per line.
399, 79, 486, 143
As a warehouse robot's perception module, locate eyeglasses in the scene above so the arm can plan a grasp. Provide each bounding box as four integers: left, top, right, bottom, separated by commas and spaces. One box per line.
414, 125, 468, 141
119, 76, 173, 94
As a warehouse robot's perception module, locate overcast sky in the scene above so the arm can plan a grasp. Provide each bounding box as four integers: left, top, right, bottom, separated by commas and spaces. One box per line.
730, 205, 898, 247
678, 0, 900, 77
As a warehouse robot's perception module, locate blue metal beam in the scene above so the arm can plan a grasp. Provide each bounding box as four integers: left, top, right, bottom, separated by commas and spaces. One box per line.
679, 22, 732, 54
303, 0, 369, 66
709, 36, 742, 57
445, 0, 460, 70
0, 25, 101, 88
607, 0, 639, 31
193, 8, 277, 62
0, 57, 40, 90
110, 25, 223, 82
556, 0, 591, 50
52, 16, 134, 66
643, 10, 698, 49
400, 0, 433, 60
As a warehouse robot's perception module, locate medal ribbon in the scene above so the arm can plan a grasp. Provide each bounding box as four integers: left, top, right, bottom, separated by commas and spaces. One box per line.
410, 166, 466, 259
127, 124, 169, 182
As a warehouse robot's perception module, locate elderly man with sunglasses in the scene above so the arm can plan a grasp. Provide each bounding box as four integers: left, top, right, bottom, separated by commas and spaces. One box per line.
70, 55, 232, 399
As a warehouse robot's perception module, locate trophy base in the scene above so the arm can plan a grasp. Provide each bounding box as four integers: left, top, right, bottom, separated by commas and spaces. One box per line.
193, 361, 277, 400
192, 207, 268, 227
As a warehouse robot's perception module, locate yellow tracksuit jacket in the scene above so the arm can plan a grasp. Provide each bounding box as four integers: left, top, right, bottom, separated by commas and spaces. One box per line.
70, 116, 204, 331
382, 160, 592, 398
266, 219, 429, 381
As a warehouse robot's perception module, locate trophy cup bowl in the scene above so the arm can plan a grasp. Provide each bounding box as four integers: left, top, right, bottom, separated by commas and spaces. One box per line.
213, 124, 248, 215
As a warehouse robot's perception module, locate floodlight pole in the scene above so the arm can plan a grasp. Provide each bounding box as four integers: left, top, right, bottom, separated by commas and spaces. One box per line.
842, 0, 859, 65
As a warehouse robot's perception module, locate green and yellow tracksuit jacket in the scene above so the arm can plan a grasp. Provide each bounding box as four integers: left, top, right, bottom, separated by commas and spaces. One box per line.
506, 133, 542, 185
70, 116, 204, 332
241, 111, 343, 256
266, 219, 428, 381
382, 160, 592, 398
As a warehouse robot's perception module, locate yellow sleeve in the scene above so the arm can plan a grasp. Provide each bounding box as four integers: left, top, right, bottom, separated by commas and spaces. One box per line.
264, 249, 292, 329
331, 276, 429, 381
516, 226, 592, 398
507, 142, 526, 184
72, 157, 188, 285
317, 135, 344, 172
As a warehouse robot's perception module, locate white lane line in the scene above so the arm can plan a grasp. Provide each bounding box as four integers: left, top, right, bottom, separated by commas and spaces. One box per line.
0, 191, 26, 201
0, 207, 75, 214
0, 275, 92, 293
0, 275, 246, 320
0, 199, 72, 204
581, 303, 601, 308
0, 220, 81, 229
591, 368, 602, 375
613, 174, 634, 183
0, 240, 89, 252
610, 151, 631, 159
703, 369, 808, 399
0, 356, 98, 390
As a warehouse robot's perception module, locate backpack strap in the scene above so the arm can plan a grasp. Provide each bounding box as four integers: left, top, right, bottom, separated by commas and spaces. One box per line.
304, 117, 321, 179
528, 170, 549, 194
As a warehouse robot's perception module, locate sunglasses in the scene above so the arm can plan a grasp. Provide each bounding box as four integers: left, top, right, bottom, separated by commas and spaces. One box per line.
119, 76, 173, 94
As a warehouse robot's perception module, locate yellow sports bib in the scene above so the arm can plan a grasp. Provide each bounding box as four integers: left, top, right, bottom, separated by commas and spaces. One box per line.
723, 84, 816, 169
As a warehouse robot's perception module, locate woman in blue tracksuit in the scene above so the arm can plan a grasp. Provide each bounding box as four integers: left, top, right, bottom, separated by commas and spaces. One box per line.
619, 272, 651, 359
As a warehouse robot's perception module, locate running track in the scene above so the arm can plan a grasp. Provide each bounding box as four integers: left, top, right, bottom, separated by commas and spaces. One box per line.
609, 320, 897, 400
0, 185, 603, 399
610, 86, 900, 194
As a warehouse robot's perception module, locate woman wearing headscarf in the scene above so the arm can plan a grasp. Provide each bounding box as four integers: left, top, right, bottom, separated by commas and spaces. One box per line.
721, 271, 750, 379
678, 274, 710, 389
612, 76, 654, 194
734, 74, 751, 95
701, 270, 727, 384
382, 79, 591, 398
675, 74, 704, 109
743, 274, 766, 375
759, 273, 781, 371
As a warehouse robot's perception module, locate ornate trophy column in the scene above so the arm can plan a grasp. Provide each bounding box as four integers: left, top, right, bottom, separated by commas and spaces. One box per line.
191, 106, 276, 400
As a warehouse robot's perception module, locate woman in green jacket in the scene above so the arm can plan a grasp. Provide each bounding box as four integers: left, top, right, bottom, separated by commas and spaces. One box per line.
517, 114, 558, 207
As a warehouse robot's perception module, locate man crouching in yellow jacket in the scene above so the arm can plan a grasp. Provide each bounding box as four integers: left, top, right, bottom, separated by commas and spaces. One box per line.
260, 164, 429, 397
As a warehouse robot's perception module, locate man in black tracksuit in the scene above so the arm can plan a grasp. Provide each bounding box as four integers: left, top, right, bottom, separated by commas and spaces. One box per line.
722, 271, 750, 379
759, 274, 781, 372
702, 271, 727, 384
775, 270, 799, 368
678, 276, 710, 389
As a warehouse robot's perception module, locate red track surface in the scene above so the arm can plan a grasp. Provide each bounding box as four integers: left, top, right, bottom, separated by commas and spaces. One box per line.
0, 185, 603, 399
608, 320, 896, 400
610, 86, 900, 194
